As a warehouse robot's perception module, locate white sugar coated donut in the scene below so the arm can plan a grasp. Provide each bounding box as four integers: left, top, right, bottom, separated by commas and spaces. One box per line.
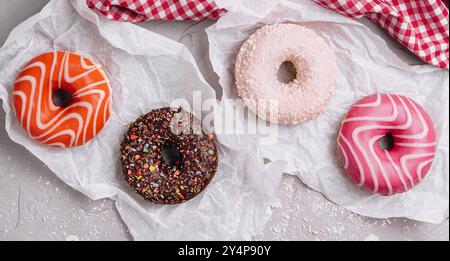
235, 23, 337, 125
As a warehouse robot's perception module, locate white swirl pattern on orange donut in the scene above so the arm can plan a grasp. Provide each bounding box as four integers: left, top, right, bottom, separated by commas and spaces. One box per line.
13, 51, 111, 148
337, 94, 437, 195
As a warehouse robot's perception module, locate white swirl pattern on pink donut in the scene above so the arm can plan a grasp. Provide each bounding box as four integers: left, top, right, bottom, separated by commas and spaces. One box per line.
337, 94, 437, 195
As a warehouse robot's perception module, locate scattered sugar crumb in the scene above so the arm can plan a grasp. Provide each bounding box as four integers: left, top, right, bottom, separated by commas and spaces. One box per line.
364, 234, 380, 241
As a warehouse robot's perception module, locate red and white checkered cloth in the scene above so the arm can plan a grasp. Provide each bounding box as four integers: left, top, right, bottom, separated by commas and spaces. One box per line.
87, 0, 449, 69
315, 0, 449, 69
86, 0, 226, 22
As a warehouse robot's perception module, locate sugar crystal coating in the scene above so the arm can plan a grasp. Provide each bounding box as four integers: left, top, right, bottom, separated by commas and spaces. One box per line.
235, 23, 337, 125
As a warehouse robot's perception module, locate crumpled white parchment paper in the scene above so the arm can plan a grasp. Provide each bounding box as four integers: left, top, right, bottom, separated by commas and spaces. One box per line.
0, 0, 287, 240
207, 0, 449, 223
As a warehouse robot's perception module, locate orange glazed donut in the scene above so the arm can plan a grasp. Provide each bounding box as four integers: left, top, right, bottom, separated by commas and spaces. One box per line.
12, 51, 112, 148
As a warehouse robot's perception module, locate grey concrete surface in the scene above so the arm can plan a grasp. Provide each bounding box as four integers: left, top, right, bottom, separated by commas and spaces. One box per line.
0, 0, 448, 241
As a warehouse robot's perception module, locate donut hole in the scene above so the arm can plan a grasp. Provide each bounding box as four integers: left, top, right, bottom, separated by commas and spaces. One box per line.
53, 89, 73, 108
161, 144, 183, 167
277, 61, 297, 84
378, 133, 395, 151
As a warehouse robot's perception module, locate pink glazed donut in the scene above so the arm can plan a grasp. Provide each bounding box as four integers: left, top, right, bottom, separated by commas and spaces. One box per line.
235, 23, 336, 125
337, 94, 437, 196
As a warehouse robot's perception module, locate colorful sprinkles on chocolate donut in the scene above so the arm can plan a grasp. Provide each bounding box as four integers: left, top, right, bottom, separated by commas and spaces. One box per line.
120, 107, 218, 204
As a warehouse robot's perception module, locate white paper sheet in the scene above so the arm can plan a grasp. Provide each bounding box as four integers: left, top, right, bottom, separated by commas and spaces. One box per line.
207, 0, 449, 223
0, 0, 287, 240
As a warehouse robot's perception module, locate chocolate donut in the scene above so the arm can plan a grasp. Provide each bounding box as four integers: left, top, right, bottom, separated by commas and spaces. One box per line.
120, 107, 218, 204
